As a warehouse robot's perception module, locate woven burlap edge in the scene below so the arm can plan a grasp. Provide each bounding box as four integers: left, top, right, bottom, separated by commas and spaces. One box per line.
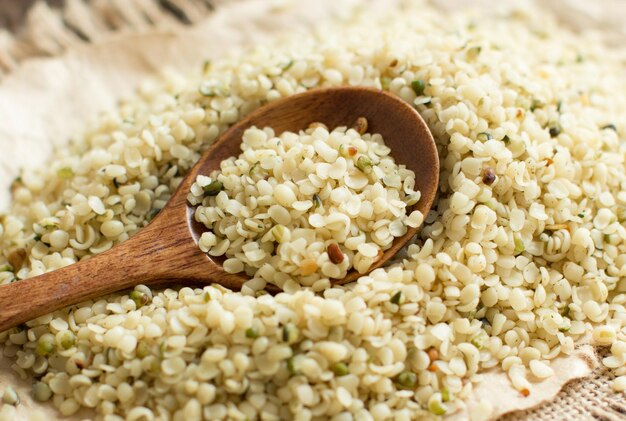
503, 348, 625, 421
1, 1, 624, 420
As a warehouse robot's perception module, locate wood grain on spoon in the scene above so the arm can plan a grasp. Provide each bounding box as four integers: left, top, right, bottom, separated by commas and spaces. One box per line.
0, 87, 439, 332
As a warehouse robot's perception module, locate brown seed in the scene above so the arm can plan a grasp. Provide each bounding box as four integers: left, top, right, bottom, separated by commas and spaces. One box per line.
327, 243, 344, 264
299, 259, 318, 276
7, 248, 27, 270
482, 168, 496, 185
544, 158, 554, 167
427, 363, 438, 372
427, 348, 439, 362
10, 178, 22, 194
308, 122, 328, 131
545, 223, 569, 231
75, 360, 87, 369
520, 388, 530, 397
389, 59, 398, 67
352, 117, 368, 135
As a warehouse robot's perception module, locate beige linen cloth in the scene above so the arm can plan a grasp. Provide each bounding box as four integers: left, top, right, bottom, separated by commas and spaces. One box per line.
0, 0, 624, 419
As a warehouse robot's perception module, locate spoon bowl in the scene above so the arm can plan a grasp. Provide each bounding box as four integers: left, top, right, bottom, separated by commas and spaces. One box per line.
0, 86, 438, 332
189, 87, 439, 285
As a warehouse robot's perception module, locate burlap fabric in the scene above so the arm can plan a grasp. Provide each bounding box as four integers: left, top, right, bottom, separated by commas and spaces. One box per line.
0, 1, 624, 420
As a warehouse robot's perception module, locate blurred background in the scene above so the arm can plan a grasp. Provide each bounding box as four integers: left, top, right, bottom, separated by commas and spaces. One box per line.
0, 0, 226, 79
0, 0, 623, 97
0, 0, 217, 31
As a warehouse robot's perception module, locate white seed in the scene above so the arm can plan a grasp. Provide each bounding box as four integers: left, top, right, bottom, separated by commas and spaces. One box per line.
273, 185, 297, 207
529, 360, 554, 378
613, 376, 626, 392
88, 196, 106, 215
100, 220, 125, 238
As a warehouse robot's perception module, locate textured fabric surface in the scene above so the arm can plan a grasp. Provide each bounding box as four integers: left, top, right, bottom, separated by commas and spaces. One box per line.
0, 1, 624, 420
504, 348, 626, 421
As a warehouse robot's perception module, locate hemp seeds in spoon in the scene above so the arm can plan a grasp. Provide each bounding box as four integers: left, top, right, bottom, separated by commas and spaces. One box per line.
187, 119, 422, 292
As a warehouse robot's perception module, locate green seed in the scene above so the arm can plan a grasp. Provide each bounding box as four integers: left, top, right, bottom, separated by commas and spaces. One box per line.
404, 193, 420, 207
130, 291, 150, 309
248, 162, 261, 176
471, 332, 487, 350
390, 291, 403, 305
356, 156, 373, 173
514, 237, 525, 254
467, 45, 482, 60
428, 397, 447, 415
245, 327, 259, 339
271, 224, 290, 244
396, 371, 417, 389
556, 100, 563, 113
144, 356, 159, 374
32, 382, 52, 402
281, 60, 294, 72
549, 124, 561, 137
312, 194, 323, 209
199, 84, 216, 97
0, 265, 13, 272
441, 387, 450, 402
328, 326, 343, 342
601, 123, 617, 132
36, 334, 55, 356
530, 99, 542, 112
203, 180, 224, 196
282, 324, 299, 344
477, 132, 492, 142
147, 208, 161, 221
136, 341, 151, 359
58, 330, 76, 350
287, 357, 299, 375
2, 386, 19, 406
406, 347, 419, 365
204, 292, 211, 302
381, 76, 392, 90
411, 79, 426, 96
331, 362, 349, 377
56, 167, 74, 179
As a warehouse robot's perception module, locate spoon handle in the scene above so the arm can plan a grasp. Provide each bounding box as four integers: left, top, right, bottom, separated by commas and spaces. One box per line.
0, 208, 204, 332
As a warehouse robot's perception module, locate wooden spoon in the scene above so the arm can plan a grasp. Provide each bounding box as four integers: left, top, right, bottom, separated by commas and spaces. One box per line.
0, 86, 439, 332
